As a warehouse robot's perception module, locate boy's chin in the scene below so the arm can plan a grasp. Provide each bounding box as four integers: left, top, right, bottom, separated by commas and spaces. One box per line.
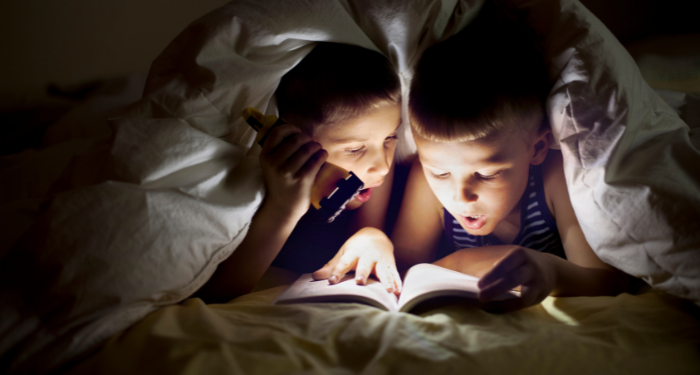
462, 227, 492, 237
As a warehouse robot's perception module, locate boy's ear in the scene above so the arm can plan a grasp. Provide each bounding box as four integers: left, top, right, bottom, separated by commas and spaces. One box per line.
529, 129, 551, 166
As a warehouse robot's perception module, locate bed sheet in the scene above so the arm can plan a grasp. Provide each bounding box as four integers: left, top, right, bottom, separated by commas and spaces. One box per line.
72, 284, 700, 375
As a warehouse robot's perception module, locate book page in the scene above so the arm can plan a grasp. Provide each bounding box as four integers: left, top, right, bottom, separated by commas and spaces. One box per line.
274, 273, 399, 312
397, 263, 516, 312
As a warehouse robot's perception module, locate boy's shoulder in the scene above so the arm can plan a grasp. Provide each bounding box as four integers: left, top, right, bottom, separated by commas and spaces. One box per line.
540, 149, 569, 219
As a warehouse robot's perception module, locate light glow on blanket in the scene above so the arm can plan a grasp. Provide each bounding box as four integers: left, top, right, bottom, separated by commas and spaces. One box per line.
540, 297, 579, 326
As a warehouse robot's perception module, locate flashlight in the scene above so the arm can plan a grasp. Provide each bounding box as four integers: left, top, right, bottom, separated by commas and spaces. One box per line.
242, 107, 364, 223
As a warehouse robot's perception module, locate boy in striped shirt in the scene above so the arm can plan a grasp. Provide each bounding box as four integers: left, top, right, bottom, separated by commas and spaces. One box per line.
391, 6, 627, 311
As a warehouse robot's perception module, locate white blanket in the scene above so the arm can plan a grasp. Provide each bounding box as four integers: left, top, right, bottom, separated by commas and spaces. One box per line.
0, 1, 476, 373
530, 0, 700, 303
1, 0, 699, 374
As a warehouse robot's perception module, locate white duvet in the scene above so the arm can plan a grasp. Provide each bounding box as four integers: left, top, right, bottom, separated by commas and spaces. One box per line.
1, 0, 698, 374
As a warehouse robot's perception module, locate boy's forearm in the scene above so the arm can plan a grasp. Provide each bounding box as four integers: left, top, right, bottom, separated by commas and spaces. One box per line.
435, 246, 627, 297
549, 255, 628, 297
433, 246, 512, 278
195, 202, 301, 303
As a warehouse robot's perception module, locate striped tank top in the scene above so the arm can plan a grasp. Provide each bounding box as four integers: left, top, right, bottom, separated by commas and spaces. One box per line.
438, 164, 566, 259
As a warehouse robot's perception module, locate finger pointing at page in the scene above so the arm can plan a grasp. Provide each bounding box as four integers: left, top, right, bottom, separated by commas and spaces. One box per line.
375, 263, 397, 294
329, 253, 357, 284
355, 256, 375, 285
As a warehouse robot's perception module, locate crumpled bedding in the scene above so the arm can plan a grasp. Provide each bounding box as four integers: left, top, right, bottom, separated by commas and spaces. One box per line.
1, 0, 699, 373
71, 284, 700, 375
536, 0, 700, 305
0, 1, 475, 373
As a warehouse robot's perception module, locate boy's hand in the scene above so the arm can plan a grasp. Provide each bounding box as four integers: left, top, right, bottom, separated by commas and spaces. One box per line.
476, 246, 556, 313
259, 124, 327, 221
312, 227, 402, 295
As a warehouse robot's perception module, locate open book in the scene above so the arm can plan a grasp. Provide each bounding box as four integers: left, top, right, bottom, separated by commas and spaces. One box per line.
274, 263, 518, 313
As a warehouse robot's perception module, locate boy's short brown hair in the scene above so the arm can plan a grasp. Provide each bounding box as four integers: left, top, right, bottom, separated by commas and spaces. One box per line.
276, 42, 401, 135
409, 2, 550, 143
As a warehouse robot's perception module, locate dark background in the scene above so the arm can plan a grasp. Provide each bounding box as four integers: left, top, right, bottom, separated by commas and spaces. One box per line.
1, 0, 698, 97
0, 0, 697, 157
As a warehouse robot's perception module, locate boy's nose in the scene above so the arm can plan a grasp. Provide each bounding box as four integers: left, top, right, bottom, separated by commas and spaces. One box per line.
367, 148, 391, 178
455, 181, 478, 204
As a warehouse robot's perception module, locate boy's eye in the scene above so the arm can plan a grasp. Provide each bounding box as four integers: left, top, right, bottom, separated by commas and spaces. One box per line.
345, 146, 366, 156
430, 171, 450, 179
476, 171, 501, 180
384, 134, 398, 148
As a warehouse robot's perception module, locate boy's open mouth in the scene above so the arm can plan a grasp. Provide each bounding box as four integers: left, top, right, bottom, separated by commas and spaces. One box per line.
354, 187, 374, 203
461, 214, 486, 230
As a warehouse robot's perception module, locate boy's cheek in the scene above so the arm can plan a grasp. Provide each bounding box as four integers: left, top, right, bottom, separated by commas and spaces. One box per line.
433, 189, 456, 211
324, 155, 356, 177
424, 179, 450, 203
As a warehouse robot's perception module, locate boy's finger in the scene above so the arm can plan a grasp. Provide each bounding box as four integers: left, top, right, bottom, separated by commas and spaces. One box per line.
478, 266, 531, 303
375, 264, 395, 294
354, 257, 375, 285
478, 248, 527, 288
520, 284, 548, 308
266, 133, 313, 166
284, 141, 323, 176
313, 249, 344, 280
312, 261, 335, 281
480, 266, 532, 302
261, 124, 301, 155
519, 285, 537, 307
391, 266, 403, 294
329, 255, 358, 284
294, 143, 328, 179
477, 278, 504, 302
295, 148, 328, 180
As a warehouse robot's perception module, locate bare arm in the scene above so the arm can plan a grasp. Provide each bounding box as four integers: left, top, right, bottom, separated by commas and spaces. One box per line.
391, 158, 444, 270
435, 151, 626, 310
194, 125, 327, 303
434, 246, 513, 279
541, 150, 627, 296
195, 202, 301, 302
435, 244, 625, 297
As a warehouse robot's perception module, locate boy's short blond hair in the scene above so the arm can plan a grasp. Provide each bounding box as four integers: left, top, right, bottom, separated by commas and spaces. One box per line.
276, 42, 401, 136
409, 2, 549, 143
